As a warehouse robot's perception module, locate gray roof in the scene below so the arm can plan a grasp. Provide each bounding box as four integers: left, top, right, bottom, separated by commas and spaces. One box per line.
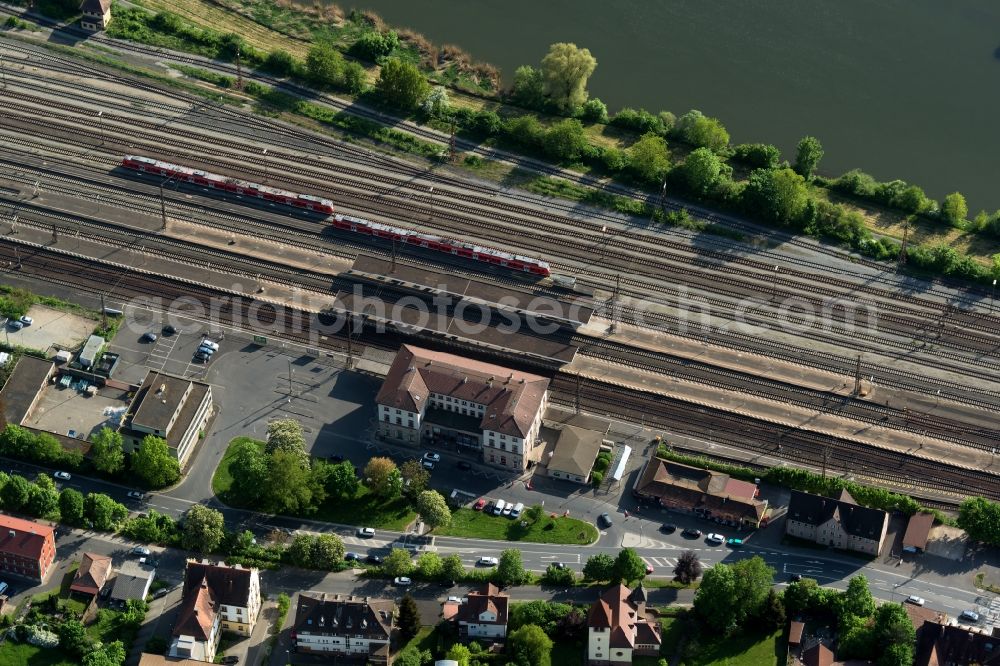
124, 371, 210, 450
787, 489, 888, 541
547, 424, 603, 477
111, 561, 154, 601
0, 356, 52, 425
293, 592, 393, 640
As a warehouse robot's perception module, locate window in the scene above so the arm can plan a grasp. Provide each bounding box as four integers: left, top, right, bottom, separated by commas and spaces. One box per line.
511, 445, 518, 453
500, 434, 506, 440
489, 455, 495, 462
500, 456, 506, 465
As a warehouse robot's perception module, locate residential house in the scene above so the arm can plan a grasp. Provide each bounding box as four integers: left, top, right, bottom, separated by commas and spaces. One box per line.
292, 592, 394, 664
785, 489, 889, 556
70, 552, 113, 596
632, 457, 768, 528
587, 584, 661, 665
454, 583, 509, 642
122, 370, 213, 468
181, 560, 261, 636
79, 0, 112, 31
914, 620, 1000, 665
170, 576, 220, 662
798, 642, 834, 666
0, 514, 56, 582
110, 561, 155, 604
376, 345, 549, 472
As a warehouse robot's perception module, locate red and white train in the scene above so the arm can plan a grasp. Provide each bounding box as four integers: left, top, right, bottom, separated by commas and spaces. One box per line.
121, 155, 551, 276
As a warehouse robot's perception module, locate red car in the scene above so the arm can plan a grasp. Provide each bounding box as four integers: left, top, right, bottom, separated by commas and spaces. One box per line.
474, 498, 486, 511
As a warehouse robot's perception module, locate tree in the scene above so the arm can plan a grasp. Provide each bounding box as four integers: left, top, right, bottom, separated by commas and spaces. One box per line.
873, 602, 915, 665
958, 496, 1000, 545
27, 484, 59, 517
382, 548, 413, 577
941, 192, 968, 227
265, 449, 322, 514
673, 550, 702, 584
325, 460, 360, 498
539, 42, 597, 113
742, 167, 811, 226
581, 97, 608, 123
783, 578, 819, 616
554, 607, 587, 640
91, 427, 125, 475
757, 588, 786, 630
582, 553, 615, 581
793, 135, 824, 180
694, 563, 738, 634
542, 563, 575, 586
305, 42, 344, 88
416, 551, 443, 579
839, 575, 876, 622
1, 474, 30, 510
508, 624, 553, 666
612, 548, 646, 583
120, 598, 148, 629
352, 29, 399, 61
399, 459, 430, 497
628, 132, 671, 185
421, 86, 450, 116
265, 419, 308, 461
675, 110, 730, 152
394, 646, 424, 666
445, 643, 472, 666
509, 600, 574, 633
83, 493, 128, 531
442, 553, 465, 582
397, 593, 420, 642
495, 548, 528, 587
57, 619, 90, 658
287, 534, 317, 568
679, 146, 724, 195
228, 439, 268, 504
131, 435, 180, 488
375, 58, 430, 111
59, 488, 85, 525
733, 143, 781, 169
83, 639, 126, 666
342, 61, 367, 94
510, 65, 546, 109
542, 118, 588, 162
730, 557, 776, 623
262, 49, 297, 77
364, 457, 400, 497
181, 505, 225, 553
311, 534, 345, 569
416, 490, 452, 529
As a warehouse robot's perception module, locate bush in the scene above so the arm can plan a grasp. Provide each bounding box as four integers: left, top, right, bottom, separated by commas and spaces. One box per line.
504, 115, 545, 151
474, 110, 503, 136
610, 107, 665, 135
542, 564, 576, 586
580, 97, 608, 123
732, 143, 781, 169
261, 49, 298, 77
590, 471, 604, 487
351, 30, 399, 61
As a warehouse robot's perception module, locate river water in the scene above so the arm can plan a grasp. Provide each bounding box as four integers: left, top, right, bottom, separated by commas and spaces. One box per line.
334, 0, 1000, 211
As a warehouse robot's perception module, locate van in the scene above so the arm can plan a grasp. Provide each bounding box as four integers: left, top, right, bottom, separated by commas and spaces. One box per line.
492, 499, 506, 516
510, 503, 524, 519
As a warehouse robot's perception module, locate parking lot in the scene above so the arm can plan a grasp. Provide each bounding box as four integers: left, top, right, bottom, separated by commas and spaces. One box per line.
2, 304, 96, 352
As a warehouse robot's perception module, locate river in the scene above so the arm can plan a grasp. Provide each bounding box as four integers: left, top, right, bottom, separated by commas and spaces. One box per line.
331, 0, 1000, 212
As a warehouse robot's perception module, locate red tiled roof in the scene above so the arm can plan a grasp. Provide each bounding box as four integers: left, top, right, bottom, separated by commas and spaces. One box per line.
902, 512, 935, 551
70, 552, 112, 594
456, 583, 508, 626
0, 514, 54, 561
173, 577, 218, 640
789, 620, 805, 645
802, 642, 834, 666
376, 345, 548, 438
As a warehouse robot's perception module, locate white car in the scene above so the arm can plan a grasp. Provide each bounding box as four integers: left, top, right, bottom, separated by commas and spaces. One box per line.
422, 452, 441, 463
19, 316, 32, 326
200, 339, 219, 351
421, 460, 435, 470
905, 595, 925, 606
53, 471, 71, 481
394, 576, 412, 586
705, 533, 725, 544
127, 491, 145, 500
477, 556, 499, 566
501, 503, 513, 517
356, 527, 375, 538
132, 546, 151, 556
447, 596, 464, 604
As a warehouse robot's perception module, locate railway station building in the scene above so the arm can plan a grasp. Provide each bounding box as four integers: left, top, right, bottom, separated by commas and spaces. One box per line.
785, 489, 889, 556
376, 345, 549, 472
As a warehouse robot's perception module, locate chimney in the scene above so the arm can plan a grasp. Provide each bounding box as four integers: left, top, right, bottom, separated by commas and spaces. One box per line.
7, 530, 14, 537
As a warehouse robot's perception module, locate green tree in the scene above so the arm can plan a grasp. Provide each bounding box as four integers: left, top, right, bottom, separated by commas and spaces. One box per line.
382, 548, 413, 577
675, 109, 730, 152
445, 643, 472, 666
27, 484, 59, 518
352, 29, 399, 61
679, 146, 724, 196
399, 459, 429, 497
305, 42, 344, 88
838, 612, 876, 659
394, 646, 424, 666
365, 457, 402, 497
1, 474, 31, 510
731, 556, 775, 622
694, 563, 738, 634
91, 427, 125, 475
181, 505, 226, 553
131, 435, 180, 488
83, 639, 126, 666
342, 61, 367, 94
509, 600, 574, 633
375, 58, 431, 111
262, 49, 297, 76
581, 97, 608, 123
325, 460, 360, 498
397, 593, 420, 641
265, 449, 322, 514
311, 534, 345, 569
941, 192, 968, 227
873, 602, 915, 662
421, 85, 450, 116
742, 167, 811, 226
542, 563, 575, 586
542, 118, 588, 162
287, 534, 317, 568
540, 42, 597, 113
265, 419, 308, 463
228, 439, 268, 504
783, 578, 819, 616
416, 490, 452, 529
612, 547, 646, 583
758, 588, 786, 630
510, 65, 545, 109
957, 496, 1000, 545
672, 550, 702, 584
121, 510, 179, 545
442, 553, 465, 582
84, 492, 128, 531
793, 135, 824, 180
57, 618, 90, 658
508, 624, 553, 666
495, 549, 529, 587
582, 553, 615, 581
733, 143, 781, 169
505, 115, 545, 149
628, 132, 671, 185
839, 575, 876, 622
415, 551, 443, 579
59, 488, 85, 525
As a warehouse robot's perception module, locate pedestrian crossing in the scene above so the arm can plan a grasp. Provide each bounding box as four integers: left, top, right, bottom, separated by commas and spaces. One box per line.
642, 556, 676, 571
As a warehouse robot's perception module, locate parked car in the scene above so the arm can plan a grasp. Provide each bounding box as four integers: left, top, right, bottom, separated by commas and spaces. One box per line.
365, 554, 382, 565
141, 332, 158, 342
597, 513, 613, 529
905, 595, 925, 606
127, 491, 145, 500
473, 498, 486, 511
8, 320, 22, 331
200, 339, 219, 351
726, 538, 744, 547
447, 596, 464, 604
357, 527, 375, 538
681, 528, 702, 538
477, 556, 499, 567
53, 471, 71, 481
132, 546, 151, 557
0, 581, 8, 596
492, 500, 506, 516
659, 523, 677, 534
153, 587, 169, 599
509, 502, 524, 519
162, 324, 177, 336
422, 452, 441, 463
959, 610, 981, 622
344, 552, 361, 561
705, 533, 725, 545
19, 316, 32, 326
197, 345, 215, 356
221, 656, 240, 665
193, 352, 211, 363
501, 502, 514, 517
550, 562, 566, 570
456, 461, 473, 471
421, 460, 435, 470
394, 577, 412, 586
789, 573, 803, 582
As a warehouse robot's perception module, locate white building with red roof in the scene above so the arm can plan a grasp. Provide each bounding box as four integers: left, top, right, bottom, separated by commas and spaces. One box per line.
0, 514, 56, 582
376, 345, 549, 471
587, 584, 661, 665
452, 583, 509, 642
